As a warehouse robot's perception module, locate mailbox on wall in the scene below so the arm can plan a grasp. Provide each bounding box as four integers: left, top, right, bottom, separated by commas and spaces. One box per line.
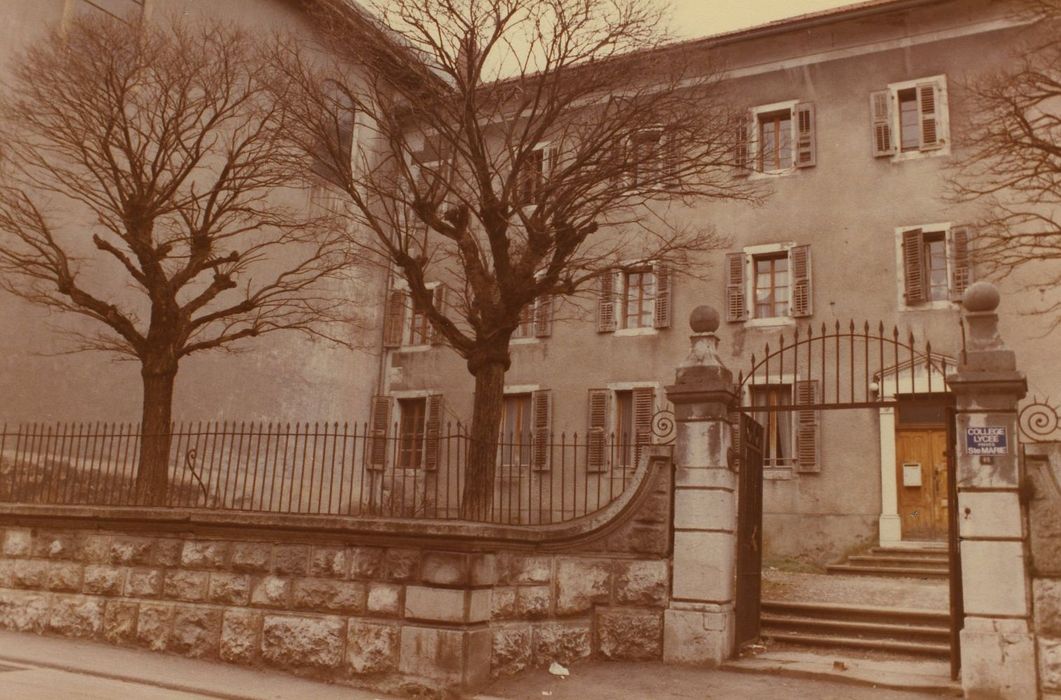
903, 463, 922, 487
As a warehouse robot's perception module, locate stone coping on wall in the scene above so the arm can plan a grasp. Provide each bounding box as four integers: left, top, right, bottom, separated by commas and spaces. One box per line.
0, 447, 672, 553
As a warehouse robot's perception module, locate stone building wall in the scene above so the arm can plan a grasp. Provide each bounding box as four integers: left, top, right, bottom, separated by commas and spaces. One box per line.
0, 458, 672, 692
1025, 443, 1061, 698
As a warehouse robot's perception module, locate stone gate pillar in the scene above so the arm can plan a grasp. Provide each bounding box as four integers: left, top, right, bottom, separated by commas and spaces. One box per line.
947, 282, 1037, 699
663, 306, 739, 666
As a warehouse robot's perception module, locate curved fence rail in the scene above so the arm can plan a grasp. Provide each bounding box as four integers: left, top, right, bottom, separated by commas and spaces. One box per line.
1019, 398, 1061, 443
0, 422, 663, 525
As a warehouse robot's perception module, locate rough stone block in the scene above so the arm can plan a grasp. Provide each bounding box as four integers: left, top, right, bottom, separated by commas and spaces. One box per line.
960, 540, 1028, 616
532, 621, 592, 666
220, 609, 262, 665
421, 552, 471, 586
83, 565, 125, 596
80, 535, 112, 564
517, 585, 552, 619
208, 573, 252, 606
271, 545, 310, 575
674, 489, 734, 531
292, 578, 367, 614
110, 537, 155, 566
0, 590, 50, 631
102, 600, 138, 644
181, 541, 230, 570
45, 562, 83, 592
399, 624, 492, 687
348, 547, 384, 579
47, 596, 103, 638
250, 576, 291, 608
170, 606, 222, 659
164, 570, 209, 602
125, 568, 163, 598
367, 583, 402, 617
229, 543, 271, 573
347, 620, 399, 674
555, 559, 611, 614
11, 559, 45, 589
662, 606, 733, 666
381, 548, 420, 582
2, 529, 32, 557
472, 554, 497, 586
136, 603, 174, 651
261, 614, 345, 670
597, 609, 662, 660
405, 585, 468, 623
310, 547, 349, 579
491, 624, 531, 678
0, 561, 13, 588
671, 531, 735, 602
152, 539, 184, 567
499, 554, 551, 585
1041, 637, 1061, 691
614, 560, 669, 607
491, 586, 517, 620
32, 531, 80, 560
960, 617, 1037, 699
1037, 579, 1061, 636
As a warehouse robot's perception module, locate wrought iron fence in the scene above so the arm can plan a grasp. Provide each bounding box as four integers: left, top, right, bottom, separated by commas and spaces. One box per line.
0, 422, 661, 524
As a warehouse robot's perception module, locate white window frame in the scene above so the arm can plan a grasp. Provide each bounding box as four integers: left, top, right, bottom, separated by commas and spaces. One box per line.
884, 75, 950, 162
894, 223, 960, 311
745, 378, 799, 475
749, 100, 799, 178
613, 259, 659, 337
742, 242, 798, 327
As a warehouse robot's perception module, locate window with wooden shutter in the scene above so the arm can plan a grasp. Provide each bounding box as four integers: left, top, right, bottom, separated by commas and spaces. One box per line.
734, 114, 751, 176
430, 285, 447, 345
794, 102, 816, 168
870, 90, 894, 157
653, 263, 672, 329
901, 229, 926, 305
423, 394, 443, 470
917, 82, 942, 150
794, 380, 820, 473
534, 295, 554, 338
531, 390, 552, 470
587, 389, 609, 472
725, 252, 747, 322
789, 245, 813, 318
950, 227, 972, 301
382, 290, 406, 348
596, 271, 617, 333
632, 387, 655, 466
368, 396, 393, 470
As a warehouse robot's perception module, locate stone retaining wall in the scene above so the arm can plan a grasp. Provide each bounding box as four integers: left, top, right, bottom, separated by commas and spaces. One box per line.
0, 458, 671, 693
1025, 444, 1061, 698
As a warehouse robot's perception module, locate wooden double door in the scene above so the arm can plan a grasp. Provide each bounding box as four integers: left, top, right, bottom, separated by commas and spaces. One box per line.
895, 428, 949, 539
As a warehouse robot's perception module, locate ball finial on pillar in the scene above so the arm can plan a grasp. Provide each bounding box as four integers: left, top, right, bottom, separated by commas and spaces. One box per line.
963, 281, 1000, 313
689, 305, 720, 334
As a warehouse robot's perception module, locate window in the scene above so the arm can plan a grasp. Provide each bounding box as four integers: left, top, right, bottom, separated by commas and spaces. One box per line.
409, 297, 431, 346
736, 102, 816, 175
596, 263, 672, 333
382, 284, 449, 348
369, 395, 444, 470
500, 394, 532, 466
751, 385, 793, 467
587, 386, 655, 470
511, 297, 553, 340
871, 76, 947, 158
628, 128, 677, 188
397, 398, 426, 469
516, 144, 552, 206
897, 225, 972, 307
726, 245, 812, 323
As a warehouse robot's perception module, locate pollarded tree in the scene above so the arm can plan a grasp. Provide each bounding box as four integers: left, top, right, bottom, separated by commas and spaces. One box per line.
276, 0, 760, 517
0, 14, 351, 503
949, 0, 1061, 310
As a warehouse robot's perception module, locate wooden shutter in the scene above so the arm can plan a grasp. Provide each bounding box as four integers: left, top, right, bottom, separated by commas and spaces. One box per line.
870, 90, 895, 157
596, 270, 617, 333
950, 226, 972, 301
587, 389, 609, 472
531, 390, 552, 470
794, 380, 820, 473
534, 295, 554, 338
430, 285, 447, 344
382, 290, 406, 348
917, 82, 942, 150
901, 228, 926, 305
734, 114, 752, 176
725, 252, 747, 322
633, 387, 655, 467
789, 245, 813, 318
653, 263, 672, 329
423, 394, 443, 470
368, 396, 393, 470
794, 102, 816, 168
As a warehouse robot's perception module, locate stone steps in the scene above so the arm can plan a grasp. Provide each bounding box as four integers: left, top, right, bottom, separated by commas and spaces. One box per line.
824, 563, 948, 578
826, 544, 950, 579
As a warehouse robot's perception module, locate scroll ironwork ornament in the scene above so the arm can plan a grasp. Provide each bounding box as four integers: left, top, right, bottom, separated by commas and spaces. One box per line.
652, 409, 676, 445
1019, 399, 1061, 443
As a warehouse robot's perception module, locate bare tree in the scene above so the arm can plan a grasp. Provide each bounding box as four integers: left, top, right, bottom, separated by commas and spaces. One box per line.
0, 14, 351, 503
277, 0, 758, 517
950, 0, 1061, 309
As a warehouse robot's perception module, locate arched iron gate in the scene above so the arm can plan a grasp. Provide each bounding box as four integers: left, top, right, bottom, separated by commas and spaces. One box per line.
731, 320, 963, 679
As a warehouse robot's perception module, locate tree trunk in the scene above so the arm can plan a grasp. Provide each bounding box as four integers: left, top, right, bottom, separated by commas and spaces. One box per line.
460, 357, 507, 520
135, 358, 177, 506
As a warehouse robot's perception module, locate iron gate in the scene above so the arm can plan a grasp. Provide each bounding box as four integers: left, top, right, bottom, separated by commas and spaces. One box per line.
734, 412, 764, 648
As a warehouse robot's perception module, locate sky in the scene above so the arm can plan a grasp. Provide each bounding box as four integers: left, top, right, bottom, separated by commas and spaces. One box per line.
664, 0, 863, 39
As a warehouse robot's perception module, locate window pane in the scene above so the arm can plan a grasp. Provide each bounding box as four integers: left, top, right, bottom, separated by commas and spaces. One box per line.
617, 391, 634, 466
623, 269, 655, 328
751, 385, 792, 465
899, 89, 919, 151
398, 399, 426, 469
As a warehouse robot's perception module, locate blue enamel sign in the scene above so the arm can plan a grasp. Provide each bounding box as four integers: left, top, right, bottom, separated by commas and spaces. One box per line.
965, 426, 1008, 455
